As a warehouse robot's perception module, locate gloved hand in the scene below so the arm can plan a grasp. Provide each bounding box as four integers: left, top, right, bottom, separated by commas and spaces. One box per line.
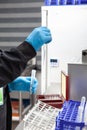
25, 26, 52, 51
8, 76, 38, 94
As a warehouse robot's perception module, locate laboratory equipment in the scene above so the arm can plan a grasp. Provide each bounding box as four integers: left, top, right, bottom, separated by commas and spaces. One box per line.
45, 0, 59, 5
68, 63, 87, 101
41, 5, 87, 94
44, 0, 87, 5
30, 69, 36, 108
55, 99, 87, 130
23, 100, 60, 130
80, 96, 86, 109
76, 97, 86, 123
84, 102, 87, 125
76, 106, 83, 122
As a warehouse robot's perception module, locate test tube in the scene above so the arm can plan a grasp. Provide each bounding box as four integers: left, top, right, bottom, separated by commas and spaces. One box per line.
30, 69, 36, 108
30, 70, 36, 93
76, 97, 86, 130
75, 106, 83, 130
84, 102, 87, 125
80, 96, 86, 111
83, 104, 87, 130
76, 97, 86, 122
76, 106, 83, 122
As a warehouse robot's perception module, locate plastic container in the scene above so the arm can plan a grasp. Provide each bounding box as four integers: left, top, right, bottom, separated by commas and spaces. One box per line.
55, 100, 85, 130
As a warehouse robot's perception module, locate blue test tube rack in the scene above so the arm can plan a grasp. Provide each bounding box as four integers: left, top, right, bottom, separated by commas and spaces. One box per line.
44, 0, 87, 5
44, 0, 59, 5
55, 100, 86, 130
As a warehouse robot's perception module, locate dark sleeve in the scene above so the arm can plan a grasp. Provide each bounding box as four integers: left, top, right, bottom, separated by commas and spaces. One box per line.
0, 41, 36, 87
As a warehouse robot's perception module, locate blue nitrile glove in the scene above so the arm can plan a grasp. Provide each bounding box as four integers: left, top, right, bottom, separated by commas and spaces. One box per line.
25, 26, 52, 51
8, 76, 38, 94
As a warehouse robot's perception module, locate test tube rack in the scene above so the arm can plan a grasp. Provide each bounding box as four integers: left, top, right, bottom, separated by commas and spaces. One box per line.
44, 0, 87, 5
55, 100, 86, 130
23, 101, 60, 130
45, 0, 58, 5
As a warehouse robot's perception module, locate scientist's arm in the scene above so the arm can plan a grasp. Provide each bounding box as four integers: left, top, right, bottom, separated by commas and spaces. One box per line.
0, 26, 52, 87
0, 42, 36, 87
